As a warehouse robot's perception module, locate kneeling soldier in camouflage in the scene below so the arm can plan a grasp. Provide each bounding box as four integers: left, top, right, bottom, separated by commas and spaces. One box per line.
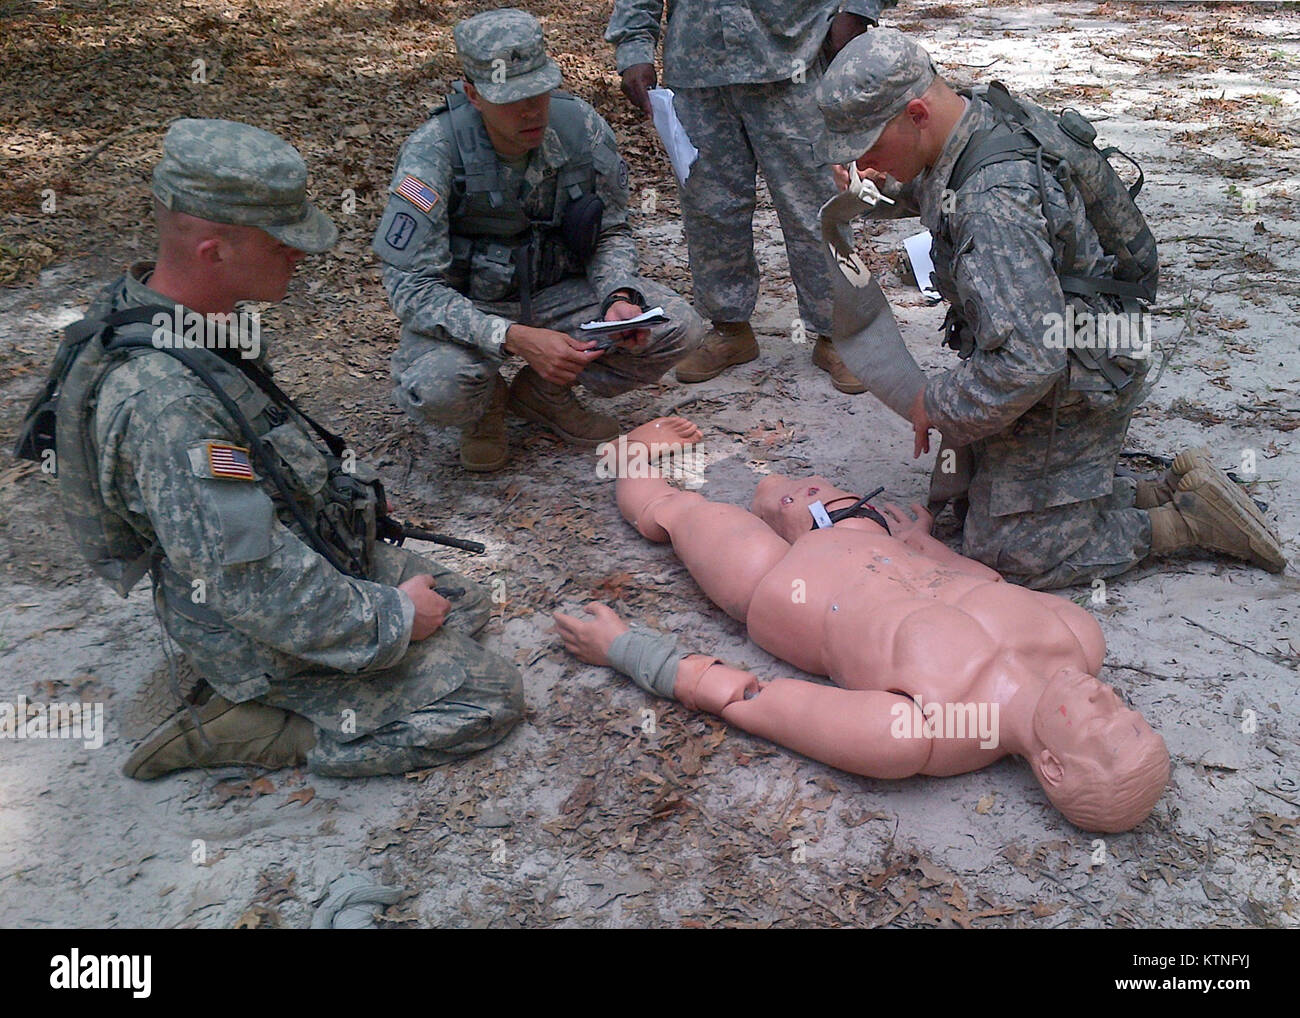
22, 119, 524, 778
373, 8, 703, 471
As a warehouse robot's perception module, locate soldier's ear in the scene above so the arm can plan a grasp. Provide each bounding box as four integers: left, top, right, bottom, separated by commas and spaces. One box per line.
905, 98, 930, 129
464, 82, 482, 110
194, 235, 225, 266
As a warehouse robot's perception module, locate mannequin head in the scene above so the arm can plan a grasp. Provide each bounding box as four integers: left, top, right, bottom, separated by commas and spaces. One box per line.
752, 474, 888, 543
1028, 668, 1169, 832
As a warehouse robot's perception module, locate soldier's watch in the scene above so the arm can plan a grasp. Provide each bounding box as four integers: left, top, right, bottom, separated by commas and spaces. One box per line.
600, 287, 645, 318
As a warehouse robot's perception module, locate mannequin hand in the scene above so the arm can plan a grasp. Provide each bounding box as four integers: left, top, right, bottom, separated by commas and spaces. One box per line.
620, 63, 657, 117
604, 299, 650, 351
399, 574, 451, 641
878, 502, 934, 548
553, 602, 630, 667
505, 324, 604, 385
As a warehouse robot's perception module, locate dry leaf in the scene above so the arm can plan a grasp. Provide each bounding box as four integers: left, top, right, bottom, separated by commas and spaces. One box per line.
975, 793, 996, 815
234, 905, 282, 929
280, 786, 316, 808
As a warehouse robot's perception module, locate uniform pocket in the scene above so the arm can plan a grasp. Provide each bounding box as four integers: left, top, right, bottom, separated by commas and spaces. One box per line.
261, 421, 328, 500
468, 242, 518, 302
987, 459, 1114, 517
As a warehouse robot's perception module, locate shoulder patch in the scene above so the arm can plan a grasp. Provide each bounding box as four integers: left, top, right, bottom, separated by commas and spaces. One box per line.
394, 174, 440, 214
188, 441, 256, 481
385, 212, 418, 251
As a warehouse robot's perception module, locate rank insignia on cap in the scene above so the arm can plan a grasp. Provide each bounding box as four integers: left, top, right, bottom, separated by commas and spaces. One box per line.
395, 174, 439, 213
207, 442, 255, 481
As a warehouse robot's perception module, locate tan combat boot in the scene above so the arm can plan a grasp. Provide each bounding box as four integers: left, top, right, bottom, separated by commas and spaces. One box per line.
507, 366, 619, 447
1148, 467, 1287, 572
122, 695, 317, 780
812, 335, 867, 394
674, 321, 759, 383
1134, 445, 1211, 508
460, 372, 509, 472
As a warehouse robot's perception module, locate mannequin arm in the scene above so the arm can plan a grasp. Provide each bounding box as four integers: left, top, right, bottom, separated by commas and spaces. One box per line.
720, 679, 933, 780
556, 602, 933, 781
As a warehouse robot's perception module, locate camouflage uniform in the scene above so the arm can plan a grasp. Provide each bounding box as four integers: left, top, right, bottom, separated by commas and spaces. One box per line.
606, 0, 897, 334
913, 93, 1152, 590
78, 120, 522, 777
374, 12, 701, 431
89, 265, 523, 776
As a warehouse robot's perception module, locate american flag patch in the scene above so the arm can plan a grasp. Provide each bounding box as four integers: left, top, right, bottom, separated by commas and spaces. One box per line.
207, 442, 255, 481
395, 174, 439, 213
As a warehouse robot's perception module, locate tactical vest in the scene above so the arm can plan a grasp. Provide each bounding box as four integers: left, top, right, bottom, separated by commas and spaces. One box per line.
440, 85, 602, 301
942, 84, 1159, 391
15, 283, 383, 596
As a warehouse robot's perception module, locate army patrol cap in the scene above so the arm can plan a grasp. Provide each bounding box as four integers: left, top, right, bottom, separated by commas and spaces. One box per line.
815, 29, 938, 165
152, 119, 338, 253
454, 8, 562, 104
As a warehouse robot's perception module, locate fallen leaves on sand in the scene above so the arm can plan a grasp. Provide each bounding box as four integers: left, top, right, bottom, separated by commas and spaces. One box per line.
212, 776, 275, 806
280, 786, 316, 808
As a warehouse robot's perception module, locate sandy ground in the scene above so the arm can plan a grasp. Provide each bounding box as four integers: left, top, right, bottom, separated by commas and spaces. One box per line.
1, 1, 1298, 928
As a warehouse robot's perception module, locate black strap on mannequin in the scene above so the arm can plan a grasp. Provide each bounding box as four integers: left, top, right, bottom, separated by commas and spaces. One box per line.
811, 486, 890, 533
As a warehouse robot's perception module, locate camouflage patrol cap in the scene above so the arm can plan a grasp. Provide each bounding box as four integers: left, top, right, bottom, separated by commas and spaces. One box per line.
152, 119, 338, 253
454, 7, 562, 104
815, 29, 938, 165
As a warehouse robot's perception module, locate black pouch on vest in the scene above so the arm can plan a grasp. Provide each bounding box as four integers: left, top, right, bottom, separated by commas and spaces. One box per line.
317, 462, 383, 578
561, 193, 604, 264
13, 401, 56, 463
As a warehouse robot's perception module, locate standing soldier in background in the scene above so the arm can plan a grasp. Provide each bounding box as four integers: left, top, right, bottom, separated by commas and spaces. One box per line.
608, 0, 898, 392
374, 8, 702, 472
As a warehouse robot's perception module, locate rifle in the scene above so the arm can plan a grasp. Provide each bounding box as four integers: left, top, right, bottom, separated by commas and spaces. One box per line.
380, 517, 487, 555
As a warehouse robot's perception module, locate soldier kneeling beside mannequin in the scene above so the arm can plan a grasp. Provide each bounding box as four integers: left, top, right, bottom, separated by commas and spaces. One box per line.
372, 8, 703, 472
19, 119, 524, 779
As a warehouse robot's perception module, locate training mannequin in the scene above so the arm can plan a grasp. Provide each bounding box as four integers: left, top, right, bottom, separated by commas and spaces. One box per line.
555, 418, 1170, 833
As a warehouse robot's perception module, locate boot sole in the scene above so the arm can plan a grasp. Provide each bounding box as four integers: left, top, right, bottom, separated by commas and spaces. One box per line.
1178, 468, 1286, 572
506, 394, 616, 449
674, 343, 760, 383
123, 657, 207, 740
459, 447, 509, 472
1171, 446, 1213, 476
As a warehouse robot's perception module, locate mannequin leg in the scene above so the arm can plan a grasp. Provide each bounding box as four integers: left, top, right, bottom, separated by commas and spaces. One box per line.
609, 417, 790, 622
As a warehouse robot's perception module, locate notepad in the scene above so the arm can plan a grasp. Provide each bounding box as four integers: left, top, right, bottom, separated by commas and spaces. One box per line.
578, 307, 670, 335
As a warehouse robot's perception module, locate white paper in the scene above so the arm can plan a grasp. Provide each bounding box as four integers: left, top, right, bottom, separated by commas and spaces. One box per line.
579, 306, 668, 333
904, 230, 941, 301
647, 88, 698, 185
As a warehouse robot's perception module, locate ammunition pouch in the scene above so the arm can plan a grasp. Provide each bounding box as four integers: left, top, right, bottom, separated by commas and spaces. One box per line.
318, 460, 383, 579
560, 192, 604, 265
